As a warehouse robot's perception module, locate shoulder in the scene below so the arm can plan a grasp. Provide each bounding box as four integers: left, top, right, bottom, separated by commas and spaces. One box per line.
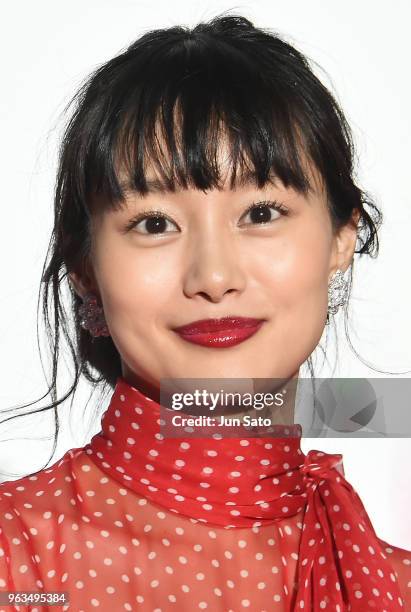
0, 445, 87, 518
0, 445, 85, 506
377, 537, 411, 608
0, 446, 86, 589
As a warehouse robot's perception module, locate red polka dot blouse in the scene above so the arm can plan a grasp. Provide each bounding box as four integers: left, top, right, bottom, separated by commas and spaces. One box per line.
0, 376, 410, 611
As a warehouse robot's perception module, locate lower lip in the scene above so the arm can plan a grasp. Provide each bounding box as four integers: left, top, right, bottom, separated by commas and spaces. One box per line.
174, 322, 265, 348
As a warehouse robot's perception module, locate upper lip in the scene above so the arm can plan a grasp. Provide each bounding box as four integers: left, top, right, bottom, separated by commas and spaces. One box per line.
172, 316, 265, 334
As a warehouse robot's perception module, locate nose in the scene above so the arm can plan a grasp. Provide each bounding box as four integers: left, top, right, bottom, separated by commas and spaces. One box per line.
183, 232, 246, 303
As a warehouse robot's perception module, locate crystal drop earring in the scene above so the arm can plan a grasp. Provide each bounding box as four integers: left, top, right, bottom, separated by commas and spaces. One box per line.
326, 267, 350, 325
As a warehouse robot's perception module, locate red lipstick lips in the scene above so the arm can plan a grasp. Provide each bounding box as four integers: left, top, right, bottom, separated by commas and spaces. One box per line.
172, 317, 265, 348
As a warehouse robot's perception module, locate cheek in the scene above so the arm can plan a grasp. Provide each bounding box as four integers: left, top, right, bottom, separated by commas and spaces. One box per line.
249, 219, 333, 367
92, 237, 177, 326
251, 220, 332, 309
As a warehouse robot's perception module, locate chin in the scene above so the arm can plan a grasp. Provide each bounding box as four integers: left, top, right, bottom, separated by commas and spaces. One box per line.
184, 363, 267, 380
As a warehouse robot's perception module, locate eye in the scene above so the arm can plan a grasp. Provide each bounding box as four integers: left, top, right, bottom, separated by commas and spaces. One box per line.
239, 200, 289, 226
124, 199, 289, 235
124, 210, 179, 235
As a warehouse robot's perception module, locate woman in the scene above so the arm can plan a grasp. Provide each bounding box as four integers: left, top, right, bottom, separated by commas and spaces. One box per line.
0, 13, 410, 612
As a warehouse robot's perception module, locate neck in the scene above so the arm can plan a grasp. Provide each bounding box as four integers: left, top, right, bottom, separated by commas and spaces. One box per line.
121, 365, 300, 426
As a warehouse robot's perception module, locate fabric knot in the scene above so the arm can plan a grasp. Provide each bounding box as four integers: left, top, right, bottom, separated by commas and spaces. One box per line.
301, 449, 344, 489
293, 448, 404, 611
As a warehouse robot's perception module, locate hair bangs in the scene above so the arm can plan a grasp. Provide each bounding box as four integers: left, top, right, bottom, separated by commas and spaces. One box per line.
81, 34, 313, 214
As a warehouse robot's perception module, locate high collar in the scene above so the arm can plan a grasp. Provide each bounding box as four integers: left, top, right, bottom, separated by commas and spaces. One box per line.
86, 375, 307, 528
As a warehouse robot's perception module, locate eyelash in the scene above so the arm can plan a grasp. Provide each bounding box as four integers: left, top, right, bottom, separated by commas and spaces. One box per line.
124, 200, 289, 234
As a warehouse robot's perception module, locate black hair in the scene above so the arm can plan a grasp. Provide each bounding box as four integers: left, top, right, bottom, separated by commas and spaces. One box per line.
1, 13, 395, 478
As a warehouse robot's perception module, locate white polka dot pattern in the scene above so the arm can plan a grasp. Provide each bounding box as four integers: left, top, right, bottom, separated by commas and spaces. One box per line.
0, 375, 409, 611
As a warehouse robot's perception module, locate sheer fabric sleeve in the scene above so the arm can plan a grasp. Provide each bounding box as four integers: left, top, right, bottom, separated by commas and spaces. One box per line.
377, 538, 411, 609
0, 500, 17, 612
0, 492, 40, 612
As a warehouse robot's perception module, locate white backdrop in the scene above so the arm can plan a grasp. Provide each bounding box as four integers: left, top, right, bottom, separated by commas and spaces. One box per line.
0, 1, 410, 549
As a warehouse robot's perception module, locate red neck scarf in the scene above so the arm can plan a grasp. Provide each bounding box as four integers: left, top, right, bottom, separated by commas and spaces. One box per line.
86, 376, 404, 611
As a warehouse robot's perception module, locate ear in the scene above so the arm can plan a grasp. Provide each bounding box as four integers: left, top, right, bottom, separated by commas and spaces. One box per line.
68, 259, 99, 300
330, 209, 360, 274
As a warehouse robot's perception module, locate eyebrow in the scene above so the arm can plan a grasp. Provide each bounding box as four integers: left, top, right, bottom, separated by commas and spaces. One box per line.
118, 170, 279, 197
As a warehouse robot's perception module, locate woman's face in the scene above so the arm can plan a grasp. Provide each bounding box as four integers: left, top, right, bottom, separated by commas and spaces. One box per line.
70, 148, 358, 397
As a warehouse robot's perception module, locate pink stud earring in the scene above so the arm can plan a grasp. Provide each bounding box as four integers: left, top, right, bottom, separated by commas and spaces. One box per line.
78, 292, 110, 337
